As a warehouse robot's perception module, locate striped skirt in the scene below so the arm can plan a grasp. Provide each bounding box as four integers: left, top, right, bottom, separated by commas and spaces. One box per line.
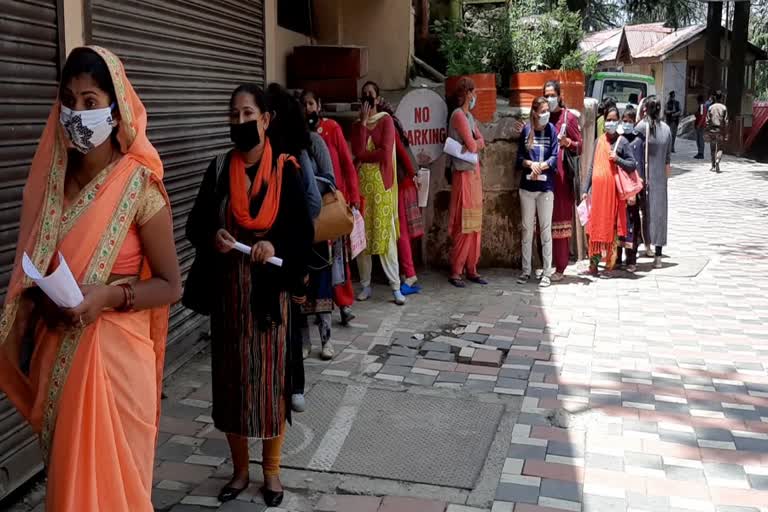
210, 256, 287, 439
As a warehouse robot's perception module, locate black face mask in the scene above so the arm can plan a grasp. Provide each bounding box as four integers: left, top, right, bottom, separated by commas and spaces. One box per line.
361, 95, 375, 108
307, 111, 320, 131
230, 120, 261, 153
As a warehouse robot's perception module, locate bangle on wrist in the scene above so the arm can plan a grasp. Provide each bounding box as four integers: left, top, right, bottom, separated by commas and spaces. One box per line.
116, 283, 135, 312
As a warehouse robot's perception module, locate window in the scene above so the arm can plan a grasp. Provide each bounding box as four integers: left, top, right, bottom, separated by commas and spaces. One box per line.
688, 65, 701, 89
278, 0, 314, 36
745, 63, 755, 91
602, 80, 648, 105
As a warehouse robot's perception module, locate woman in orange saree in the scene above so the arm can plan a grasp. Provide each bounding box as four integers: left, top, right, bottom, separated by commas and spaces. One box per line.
0, 47, 181, 511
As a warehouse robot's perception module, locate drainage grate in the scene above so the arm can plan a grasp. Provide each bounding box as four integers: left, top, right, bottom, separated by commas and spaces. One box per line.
253, 382, 504, 489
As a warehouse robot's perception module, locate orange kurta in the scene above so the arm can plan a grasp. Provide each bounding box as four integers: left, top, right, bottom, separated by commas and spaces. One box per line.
0, 46, 169, 512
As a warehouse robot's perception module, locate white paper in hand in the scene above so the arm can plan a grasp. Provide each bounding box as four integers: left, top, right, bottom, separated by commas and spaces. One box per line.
22, 252, 84, 308
443, 137, 479, 164
232, 242, 283, 267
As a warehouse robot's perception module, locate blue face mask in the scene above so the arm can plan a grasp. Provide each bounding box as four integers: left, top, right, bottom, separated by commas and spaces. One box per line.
622, 122, 635, 135
469, 96, 477, 110
605, 120, 619, 134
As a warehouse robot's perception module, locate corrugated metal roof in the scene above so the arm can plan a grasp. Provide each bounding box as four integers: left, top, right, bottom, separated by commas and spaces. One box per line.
580, 27, 623, 63
633, 24, 705, 59
624, 22, 672, 56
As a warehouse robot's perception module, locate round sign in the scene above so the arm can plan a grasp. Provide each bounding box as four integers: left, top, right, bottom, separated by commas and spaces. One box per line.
395, 89, 448, 166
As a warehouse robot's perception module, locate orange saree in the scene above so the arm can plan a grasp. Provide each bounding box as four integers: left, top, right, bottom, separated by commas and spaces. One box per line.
0, 47, 169, 512
587, 136, 627, 257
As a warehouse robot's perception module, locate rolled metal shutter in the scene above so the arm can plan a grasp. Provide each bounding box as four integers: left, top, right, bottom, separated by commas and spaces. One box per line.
89, 0, 266, 356
0, 0, 60, 498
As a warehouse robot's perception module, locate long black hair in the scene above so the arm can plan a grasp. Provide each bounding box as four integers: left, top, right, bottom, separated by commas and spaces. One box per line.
643, 95, 662, 136
229, 83, 267, 112
60, 47, 120, 146
264, 82, 311, 159
543, 80, 564, 109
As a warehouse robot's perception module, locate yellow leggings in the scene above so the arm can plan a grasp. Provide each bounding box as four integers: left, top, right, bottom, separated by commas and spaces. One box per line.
262, 431, 285, 477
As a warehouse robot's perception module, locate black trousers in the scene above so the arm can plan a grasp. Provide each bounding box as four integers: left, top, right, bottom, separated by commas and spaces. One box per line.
289, 302, 306, 394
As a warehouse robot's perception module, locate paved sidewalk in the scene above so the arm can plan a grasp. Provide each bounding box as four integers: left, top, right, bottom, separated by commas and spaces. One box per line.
6, 140, 768, 512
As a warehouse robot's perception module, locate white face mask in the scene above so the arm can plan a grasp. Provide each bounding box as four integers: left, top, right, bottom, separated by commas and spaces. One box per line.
605, 120, 619, 134
60, 104, 116, 154
546, 96, 559, 111
538, 112, 551, 127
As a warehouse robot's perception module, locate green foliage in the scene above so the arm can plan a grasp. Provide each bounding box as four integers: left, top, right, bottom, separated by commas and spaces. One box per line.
581, 52, 601, 78
432, 9, 506, 76
505, 0, 586, 73
751, 0, 768, 99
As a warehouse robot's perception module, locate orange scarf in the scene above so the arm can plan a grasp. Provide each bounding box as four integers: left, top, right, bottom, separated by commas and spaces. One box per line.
229, 138, 296, 234
587, 135, 627, 255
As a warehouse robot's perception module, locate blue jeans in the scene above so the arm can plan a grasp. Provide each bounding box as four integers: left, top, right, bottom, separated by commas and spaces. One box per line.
696, 127, 705, 156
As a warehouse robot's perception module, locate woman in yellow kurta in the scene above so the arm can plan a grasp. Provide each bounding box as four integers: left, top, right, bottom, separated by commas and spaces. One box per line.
351, 81, 406, 305
0, 47, 181, 511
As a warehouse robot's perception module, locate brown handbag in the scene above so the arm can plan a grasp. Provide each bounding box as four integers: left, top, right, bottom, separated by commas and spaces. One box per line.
314, 177, 354, 242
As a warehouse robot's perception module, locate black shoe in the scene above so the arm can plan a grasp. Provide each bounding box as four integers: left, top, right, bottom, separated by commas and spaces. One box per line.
340, 307, 355, 326
694, 154, 704, 159
218, 484, 247, 503
467, 275, 489, 285
261, 486, 284, 507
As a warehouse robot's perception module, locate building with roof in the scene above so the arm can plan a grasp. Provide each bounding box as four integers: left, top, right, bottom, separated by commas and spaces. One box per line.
581, 22, 767, 121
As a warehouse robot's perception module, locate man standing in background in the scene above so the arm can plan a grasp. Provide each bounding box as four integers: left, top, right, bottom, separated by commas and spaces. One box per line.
665, 91, 682, 153
706, 91, 729, 173
694, 94, 707, 159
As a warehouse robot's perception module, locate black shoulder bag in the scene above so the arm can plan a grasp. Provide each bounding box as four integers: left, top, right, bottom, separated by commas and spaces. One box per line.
181, 153, 227, 316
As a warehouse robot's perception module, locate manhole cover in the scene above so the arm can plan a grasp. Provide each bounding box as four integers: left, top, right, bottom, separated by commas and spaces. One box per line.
252, 382, 503, 489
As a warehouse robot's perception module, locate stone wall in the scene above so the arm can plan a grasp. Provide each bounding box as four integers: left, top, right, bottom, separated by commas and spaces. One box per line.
422, 116, 525, 269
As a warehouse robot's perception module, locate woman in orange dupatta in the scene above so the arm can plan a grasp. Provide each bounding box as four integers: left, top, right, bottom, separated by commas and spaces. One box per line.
583, 107, 637, 277
0, 47, 181, 511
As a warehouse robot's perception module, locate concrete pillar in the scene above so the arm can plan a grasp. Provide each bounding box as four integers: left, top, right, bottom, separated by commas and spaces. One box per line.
62, 0, 86, 55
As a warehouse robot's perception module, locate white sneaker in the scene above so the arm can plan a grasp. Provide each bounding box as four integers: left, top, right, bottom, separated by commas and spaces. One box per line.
291, 393, 306, 412
302, 343, 311, 360
654, 256, 663, 269
517, 274, 530, 285
357, 287, 372, 301
320, 342, 335, 360
539, 276, 552, 288
393, 290, 406, 306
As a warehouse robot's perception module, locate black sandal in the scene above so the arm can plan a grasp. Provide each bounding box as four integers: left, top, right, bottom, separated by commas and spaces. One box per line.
218, 483, 248, 503
448, 278, 466, 288
261, 486, 284, 507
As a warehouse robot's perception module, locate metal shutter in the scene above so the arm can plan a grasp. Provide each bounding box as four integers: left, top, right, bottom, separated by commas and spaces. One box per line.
89, 0, 266, 354
0, 0, 60, 498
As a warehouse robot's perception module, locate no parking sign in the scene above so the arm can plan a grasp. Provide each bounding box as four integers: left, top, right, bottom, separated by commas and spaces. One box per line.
395, 89, 448, 166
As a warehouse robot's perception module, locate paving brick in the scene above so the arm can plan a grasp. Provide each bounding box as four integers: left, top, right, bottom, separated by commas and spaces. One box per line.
471, 349, 503, 368
539, 478, 582, 502
424, 351, 455, 362
388, 346, 419, 358
422, 341, 452, 353
458, 347, 475, 364
386, 355, 417, 367
392, 335, 423, 349
509, 443, 547, 460
462, 333, 489, 343
379, 496, 446, 512
315, 495, 382, 512
495, 482, 541, 504
151, 488, 187, 510
154, 462, 214, 484
404, 373, 437, 386
378, 365, 412, 377
436, 372, 468, 384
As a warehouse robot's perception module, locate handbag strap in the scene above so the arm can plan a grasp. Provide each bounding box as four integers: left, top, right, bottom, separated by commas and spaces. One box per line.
315, 175, 337, 192
215, 153, 227, 181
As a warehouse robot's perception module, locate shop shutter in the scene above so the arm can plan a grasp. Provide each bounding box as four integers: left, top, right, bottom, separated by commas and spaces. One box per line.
89, 0, 266, 356
0, 0, 60, 498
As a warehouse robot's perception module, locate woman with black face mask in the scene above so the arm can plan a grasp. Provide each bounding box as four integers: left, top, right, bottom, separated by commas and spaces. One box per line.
301, 90, 360, 326
185, 84, 314, 507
